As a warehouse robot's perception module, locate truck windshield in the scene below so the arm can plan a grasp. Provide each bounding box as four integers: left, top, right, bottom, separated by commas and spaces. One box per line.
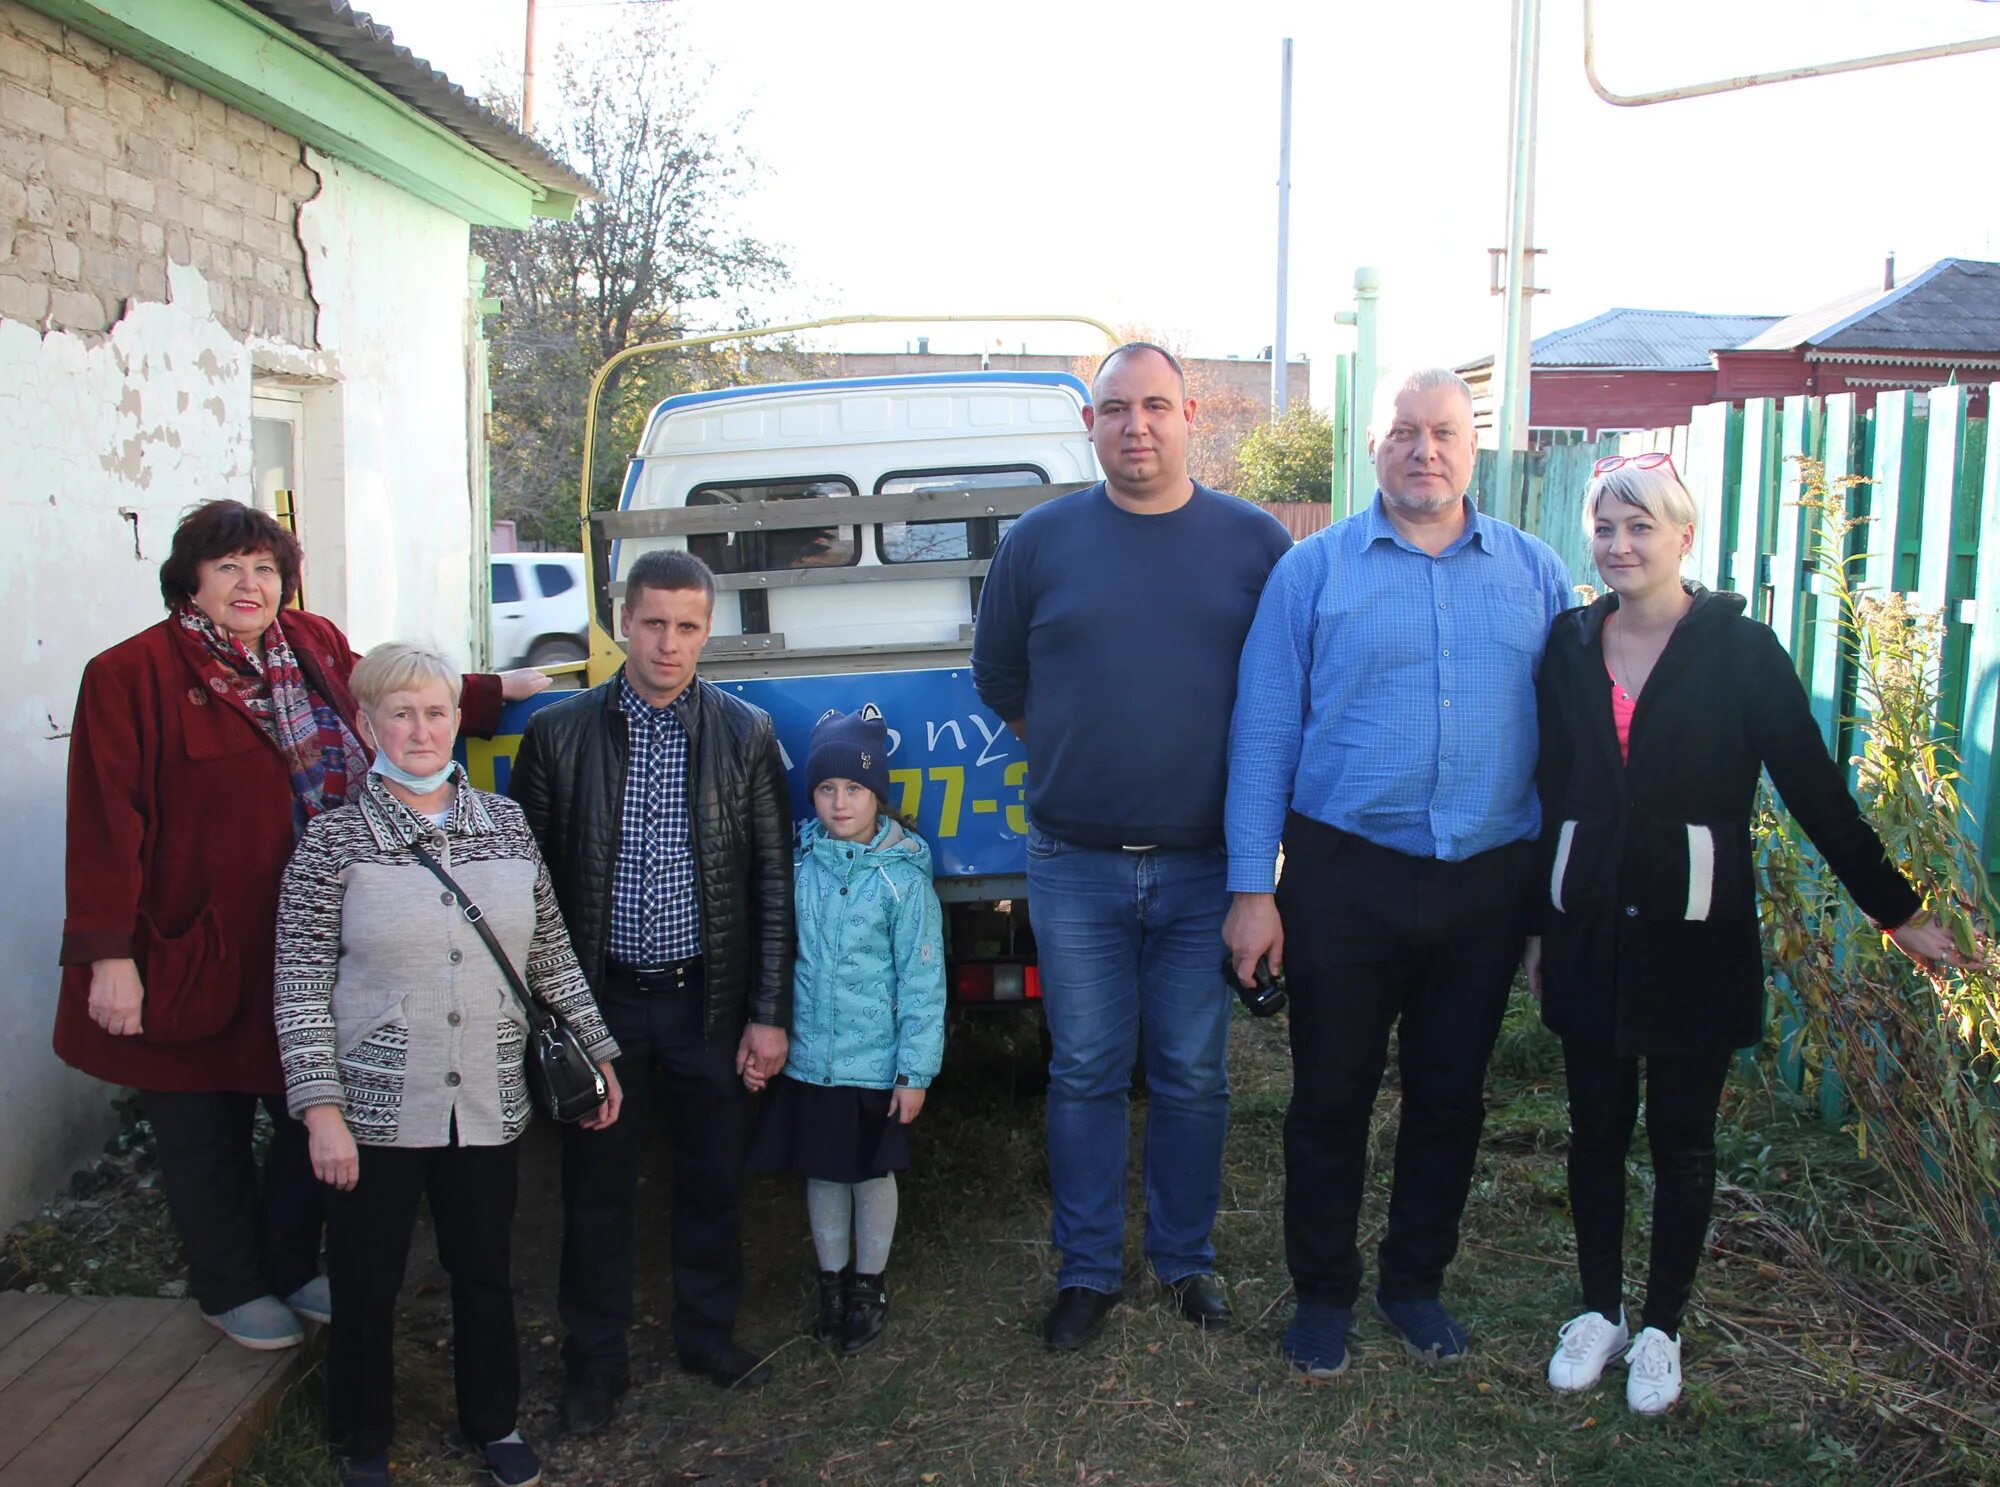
685, 477, 858, 574
876, 466, 1047, 563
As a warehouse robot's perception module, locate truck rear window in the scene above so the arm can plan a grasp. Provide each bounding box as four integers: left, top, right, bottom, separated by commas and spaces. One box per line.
875, 467, 1046, 564
685, 477, 858, 575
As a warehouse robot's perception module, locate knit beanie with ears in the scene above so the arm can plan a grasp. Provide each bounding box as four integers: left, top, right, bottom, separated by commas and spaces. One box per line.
806, 703, 890, 805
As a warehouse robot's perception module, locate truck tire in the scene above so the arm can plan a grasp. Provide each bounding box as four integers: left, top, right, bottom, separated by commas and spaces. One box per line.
526, 636, 588, 668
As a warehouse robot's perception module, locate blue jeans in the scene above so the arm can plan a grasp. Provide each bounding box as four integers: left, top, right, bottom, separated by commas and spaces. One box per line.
1027, 828, 1233, 1293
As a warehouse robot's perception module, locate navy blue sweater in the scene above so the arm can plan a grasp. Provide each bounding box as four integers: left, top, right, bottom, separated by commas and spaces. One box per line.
971, 482, 1292, 849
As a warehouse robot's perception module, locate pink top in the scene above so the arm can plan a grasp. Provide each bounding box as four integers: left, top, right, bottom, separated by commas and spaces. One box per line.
1606, 648, 1635, 762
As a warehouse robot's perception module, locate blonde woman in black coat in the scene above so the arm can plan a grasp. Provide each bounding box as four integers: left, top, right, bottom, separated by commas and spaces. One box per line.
1523, 453, 1963, 1416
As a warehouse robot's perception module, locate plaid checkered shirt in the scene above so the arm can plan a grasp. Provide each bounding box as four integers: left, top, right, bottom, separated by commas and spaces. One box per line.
608, 673, 702, 964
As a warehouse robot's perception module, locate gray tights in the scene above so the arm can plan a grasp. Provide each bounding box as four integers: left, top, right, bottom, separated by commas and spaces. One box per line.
806, 1175, 899, 1274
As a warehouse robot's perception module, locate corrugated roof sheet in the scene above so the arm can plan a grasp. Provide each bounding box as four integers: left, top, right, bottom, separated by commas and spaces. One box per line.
241, 0, 595, 201
1531, 308, 1778, 369
1457, 307, 1778, 373
1733, 259, 2000, 354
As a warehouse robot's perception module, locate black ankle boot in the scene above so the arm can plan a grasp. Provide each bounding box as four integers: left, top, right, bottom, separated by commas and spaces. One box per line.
839, 1273, 887, 1354
812, 1269, 849, 1344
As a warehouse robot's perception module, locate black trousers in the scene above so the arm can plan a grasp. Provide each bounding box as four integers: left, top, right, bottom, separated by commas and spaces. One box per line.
1277, 815, 1533, 1308
138, 1089, 321, 1314
560, 962, 746, 1380
322, 1136, 521, 1460
1563, 1039, 1734, 1336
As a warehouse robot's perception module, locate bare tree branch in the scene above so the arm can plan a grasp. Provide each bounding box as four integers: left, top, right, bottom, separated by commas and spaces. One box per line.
473, 8, 789, 548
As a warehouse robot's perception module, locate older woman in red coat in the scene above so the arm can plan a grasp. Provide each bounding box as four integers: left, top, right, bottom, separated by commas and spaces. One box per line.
56, 499, 546, 1350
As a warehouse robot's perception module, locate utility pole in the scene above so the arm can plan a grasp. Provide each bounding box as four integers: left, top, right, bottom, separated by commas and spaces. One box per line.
521, 0, 538, 134
1272, 38, 1293, 418
1492, 0, 1545, 521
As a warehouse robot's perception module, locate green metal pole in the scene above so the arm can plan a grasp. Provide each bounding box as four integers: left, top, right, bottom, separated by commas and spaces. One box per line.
1350, 267, 1381, 515
1329, 352, 1351, 517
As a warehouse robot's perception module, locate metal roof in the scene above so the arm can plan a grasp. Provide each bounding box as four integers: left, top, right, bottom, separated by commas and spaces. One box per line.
241, 0, 595, 201
1458, 307, 1778, 373
1548, 308, 1778, 370
1731, 258, 2000, 355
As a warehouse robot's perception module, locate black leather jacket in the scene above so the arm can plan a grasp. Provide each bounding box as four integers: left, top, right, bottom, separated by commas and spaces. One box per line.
510, 674, 795, 1036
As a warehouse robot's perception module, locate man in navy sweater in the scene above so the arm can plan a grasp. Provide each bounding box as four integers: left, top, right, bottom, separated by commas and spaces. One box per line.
972, 342, 1292, 1350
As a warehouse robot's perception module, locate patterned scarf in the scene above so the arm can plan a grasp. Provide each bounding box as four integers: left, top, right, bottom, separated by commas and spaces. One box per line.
175, 604, 371, 829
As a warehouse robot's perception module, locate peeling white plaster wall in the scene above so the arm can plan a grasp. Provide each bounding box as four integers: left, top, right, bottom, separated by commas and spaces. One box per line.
1, 156, 483, 1225
294, 148, 475, 662
0, 263, 250, 1217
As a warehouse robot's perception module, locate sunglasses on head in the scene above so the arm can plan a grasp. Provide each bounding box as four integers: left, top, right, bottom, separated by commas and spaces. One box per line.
1593, 451, 1679, 479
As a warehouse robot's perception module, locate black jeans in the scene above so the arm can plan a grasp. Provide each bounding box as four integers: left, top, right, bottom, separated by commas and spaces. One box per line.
559, 962, 746, 1380
1563, 1039, 1734, 1336
322, 1136, 521, 1460
138, 1089, 321, 1314
1277, 816, 1533, 1308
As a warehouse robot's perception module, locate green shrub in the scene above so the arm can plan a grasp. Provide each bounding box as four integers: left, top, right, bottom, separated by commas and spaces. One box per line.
1757, 456, 2000, 1331
1235, 403, 1333, 504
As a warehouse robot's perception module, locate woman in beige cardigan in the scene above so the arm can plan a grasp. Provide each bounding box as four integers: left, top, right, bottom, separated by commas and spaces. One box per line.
276, 643, 622, 1487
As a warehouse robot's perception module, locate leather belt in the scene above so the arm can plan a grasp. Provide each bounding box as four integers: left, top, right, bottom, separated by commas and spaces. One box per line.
608, 956, 701, 977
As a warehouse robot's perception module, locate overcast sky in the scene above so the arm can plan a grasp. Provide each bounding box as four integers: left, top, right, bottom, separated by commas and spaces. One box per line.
364, 0, 2000, 387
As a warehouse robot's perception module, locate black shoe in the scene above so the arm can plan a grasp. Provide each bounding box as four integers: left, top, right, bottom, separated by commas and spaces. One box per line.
679, 1338, 773, 1389
812, 1268, 850, 1344
1043, 1287, 1122, 1351
560, 1372, 628, 1435
1162, 1273, 1234, 1332
482, 1436, 543, 1487
839, 1273, 888, 1355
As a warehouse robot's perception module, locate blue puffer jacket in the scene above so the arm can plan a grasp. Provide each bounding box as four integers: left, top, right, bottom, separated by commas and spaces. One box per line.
786, 816, 946, 1090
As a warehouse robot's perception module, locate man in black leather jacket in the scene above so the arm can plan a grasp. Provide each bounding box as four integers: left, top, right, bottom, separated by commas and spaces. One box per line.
511, 548, 794, 1431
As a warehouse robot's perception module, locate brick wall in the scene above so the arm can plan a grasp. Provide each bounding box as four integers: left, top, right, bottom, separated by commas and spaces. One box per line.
0, 0, 318, 343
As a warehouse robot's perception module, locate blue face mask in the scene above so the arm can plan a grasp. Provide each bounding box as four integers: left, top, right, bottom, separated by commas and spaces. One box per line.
370, 751, 456, 794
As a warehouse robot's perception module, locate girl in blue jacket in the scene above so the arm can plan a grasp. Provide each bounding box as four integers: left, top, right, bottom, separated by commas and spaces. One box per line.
748, 704, 946, 1354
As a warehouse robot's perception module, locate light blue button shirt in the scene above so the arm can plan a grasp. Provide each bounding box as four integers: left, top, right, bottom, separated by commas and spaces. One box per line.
1226, 495, 1573, 890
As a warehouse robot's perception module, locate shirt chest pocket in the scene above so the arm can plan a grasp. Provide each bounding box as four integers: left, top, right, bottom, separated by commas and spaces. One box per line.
1488, 588, 1551, 655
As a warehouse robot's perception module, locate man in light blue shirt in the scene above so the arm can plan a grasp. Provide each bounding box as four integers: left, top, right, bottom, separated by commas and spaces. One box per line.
1224, 368, 1571, 1379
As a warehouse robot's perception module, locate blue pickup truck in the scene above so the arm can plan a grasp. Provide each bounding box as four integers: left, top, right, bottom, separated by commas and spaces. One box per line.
461, 370, 1102, 1011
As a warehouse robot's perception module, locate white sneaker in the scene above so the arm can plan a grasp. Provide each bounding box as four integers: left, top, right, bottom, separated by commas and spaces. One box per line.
1547, 1308, 1629, 1391
1625, 1326, 1683, 1414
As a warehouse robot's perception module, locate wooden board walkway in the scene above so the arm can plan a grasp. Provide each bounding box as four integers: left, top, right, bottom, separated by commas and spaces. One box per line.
0, 1292, 308, 1486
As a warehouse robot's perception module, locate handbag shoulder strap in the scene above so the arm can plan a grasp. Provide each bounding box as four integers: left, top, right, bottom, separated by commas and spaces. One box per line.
407, 840, 542, 1020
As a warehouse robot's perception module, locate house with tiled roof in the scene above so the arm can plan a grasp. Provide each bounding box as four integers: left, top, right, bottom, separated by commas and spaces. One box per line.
1714, 257, 2000, 407
1459, 307, 1779, 443
0, 0, 592, 1221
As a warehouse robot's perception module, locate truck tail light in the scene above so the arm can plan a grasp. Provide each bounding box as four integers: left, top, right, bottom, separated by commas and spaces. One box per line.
952, 963, 1041, 1003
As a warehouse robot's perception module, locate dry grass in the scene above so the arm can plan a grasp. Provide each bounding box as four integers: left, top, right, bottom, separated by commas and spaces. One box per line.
12, 1001, 1995, 1486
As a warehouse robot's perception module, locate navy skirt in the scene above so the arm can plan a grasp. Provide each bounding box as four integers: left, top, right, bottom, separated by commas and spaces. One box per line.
747, 1075, 912, 1183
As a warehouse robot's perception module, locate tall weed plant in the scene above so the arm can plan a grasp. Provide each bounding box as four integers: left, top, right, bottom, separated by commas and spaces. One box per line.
1756, 458, 2000, 1348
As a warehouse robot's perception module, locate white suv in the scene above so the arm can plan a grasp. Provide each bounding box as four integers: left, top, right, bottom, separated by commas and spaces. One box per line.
490, 553, 588, 669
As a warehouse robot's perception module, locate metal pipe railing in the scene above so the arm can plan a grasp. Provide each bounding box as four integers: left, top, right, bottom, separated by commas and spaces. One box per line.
1582, 0, 2000, 107
574, 313, 1121, 537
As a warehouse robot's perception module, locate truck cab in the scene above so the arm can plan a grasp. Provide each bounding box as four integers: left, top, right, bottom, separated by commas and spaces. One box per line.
600, 371, 1095, 663
466, 369, 1101, 1014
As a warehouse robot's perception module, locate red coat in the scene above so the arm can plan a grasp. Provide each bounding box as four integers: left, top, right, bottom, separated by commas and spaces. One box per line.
54, 612, 502, 1093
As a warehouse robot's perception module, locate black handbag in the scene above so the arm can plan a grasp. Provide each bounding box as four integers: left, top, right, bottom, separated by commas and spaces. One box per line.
409, 842, 608, 1123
